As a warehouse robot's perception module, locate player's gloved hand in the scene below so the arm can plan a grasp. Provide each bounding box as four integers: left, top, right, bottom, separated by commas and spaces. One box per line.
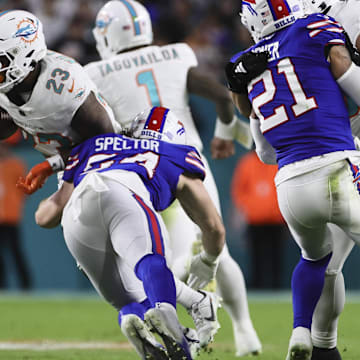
225, 51, 270, 94
16, 161, 54, 194
187, 251, 219, 290
16, 154, 64, 195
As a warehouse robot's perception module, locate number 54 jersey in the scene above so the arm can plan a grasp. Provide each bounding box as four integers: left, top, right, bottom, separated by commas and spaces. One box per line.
230, 13, 356, 168
62, 133, 206, 211
0, 51, 114, 156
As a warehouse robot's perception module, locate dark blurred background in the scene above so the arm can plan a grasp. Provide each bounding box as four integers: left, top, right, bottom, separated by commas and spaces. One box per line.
1, 0, 360, 292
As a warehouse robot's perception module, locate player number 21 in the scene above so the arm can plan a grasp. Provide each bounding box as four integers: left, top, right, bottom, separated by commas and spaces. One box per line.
249, 58, 317, 133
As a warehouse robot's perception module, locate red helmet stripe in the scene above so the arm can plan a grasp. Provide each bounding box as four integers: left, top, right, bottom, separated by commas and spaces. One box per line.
145, 106, 169, 133
268, 0, 291, 20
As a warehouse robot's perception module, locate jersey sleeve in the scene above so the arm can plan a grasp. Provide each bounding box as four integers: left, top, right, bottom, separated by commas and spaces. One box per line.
173, 146, 206, 180
62, 146, 82, 183
337, 0, 360, 46
305, 14, 346, 52
173, 43, 198, 68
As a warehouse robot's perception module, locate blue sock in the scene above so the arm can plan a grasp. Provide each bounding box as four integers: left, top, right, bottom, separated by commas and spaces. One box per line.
135, 254, 176, 308
118, 298, 151, 326
292, 252, 332, 329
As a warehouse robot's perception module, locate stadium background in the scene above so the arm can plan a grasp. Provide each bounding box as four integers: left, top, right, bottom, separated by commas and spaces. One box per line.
3, 0, 360, 291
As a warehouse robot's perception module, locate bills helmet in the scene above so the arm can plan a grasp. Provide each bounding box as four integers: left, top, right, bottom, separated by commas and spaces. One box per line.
241, 0, 304, 42
129, 107, 187, 145
93, 0, 153, 60
0, 10, 47, 93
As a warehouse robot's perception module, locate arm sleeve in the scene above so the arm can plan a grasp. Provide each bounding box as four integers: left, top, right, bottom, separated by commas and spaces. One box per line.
250, 116, 277, 165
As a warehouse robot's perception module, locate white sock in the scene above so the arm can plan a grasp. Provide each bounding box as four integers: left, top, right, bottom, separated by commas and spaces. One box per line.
175, 277, 203, 309
216, 246, 253, 331
311, 272, 345, 348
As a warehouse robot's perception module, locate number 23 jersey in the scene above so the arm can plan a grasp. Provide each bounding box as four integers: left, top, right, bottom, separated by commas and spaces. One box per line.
230, 13, 355, 168
0, 51, 98, 156
62, 133, 206, 211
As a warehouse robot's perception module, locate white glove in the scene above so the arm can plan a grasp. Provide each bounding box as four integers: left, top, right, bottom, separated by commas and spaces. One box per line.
234, 118, 254, 149
214, 116, 253, 149
354, 135, 360, 150
187, 252, 219, 290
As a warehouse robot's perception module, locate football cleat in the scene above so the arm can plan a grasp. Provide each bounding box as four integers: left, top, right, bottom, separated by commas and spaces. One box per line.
145, 302, 193, 360
286, 327, 313, 360
234, 324, 262, 357
121, 314, 168, 360
182, 326, 200, 359
188, 290, 221, 348
311, 346, 342, 360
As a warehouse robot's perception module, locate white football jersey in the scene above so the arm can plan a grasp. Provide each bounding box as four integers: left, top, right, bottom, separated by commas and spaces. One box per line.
0, 51, 113, 156
333, 0, 360, 45
85, 43, 204, 150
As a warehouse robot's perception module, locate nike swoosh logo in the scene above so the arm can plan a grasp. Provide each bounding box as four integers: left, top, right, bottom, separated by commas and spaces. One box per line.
198, 291, 216, 322
68, 79, 75, 93
204, 297, 216, 321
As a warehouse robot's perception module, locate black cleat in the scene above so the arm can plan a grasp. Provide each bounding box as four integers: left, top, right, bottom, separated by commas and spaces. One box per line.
311, 346, 342, 360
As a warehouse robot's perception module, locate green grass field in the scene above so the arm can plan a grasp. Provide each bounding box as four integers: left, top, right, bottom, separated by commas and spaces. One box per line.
0, 292, 359, 360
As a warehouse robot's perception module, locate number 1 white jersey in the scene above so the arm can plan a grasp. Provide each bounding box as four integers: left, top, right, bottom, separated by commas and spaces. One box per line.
0, 51, 115, 156
85, 43, 203, 150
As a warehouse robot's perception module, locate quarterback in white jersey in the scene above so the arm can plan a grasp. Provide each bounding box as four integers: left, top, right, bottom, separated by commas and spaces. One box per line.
0, 10, 119, 194
85, 0, 261, 357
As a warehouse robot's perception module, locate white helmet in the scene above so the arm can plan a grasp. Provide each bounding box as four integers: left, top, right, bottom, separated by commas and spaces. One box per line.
0, 10, 47, 93
129, 107, 187, 145
302, 0, 343, 17
93, 0, 153, 60
241, 0, 304, 42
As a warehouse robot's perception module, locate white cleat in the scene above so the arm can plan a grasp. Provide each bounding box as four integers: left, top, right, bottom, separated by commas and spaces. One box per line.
145, 302, 193, 360
182, 326, 200, 359
234, 326, 262, 357
121, 314, 168, 360
286, 326, 313, 360
188, 290, 221, 348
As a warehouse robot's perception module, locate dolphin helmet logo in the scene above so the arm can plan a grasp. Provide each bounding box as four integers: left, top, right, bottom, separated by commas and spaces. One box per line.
15, 18, 39, 44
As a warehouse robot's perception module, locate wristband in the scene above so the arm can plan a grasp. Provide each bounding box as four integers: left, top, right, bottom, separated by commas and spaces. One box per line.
214, 116, 237, 140
200, 250, 219, 266
46, 154, 65, 172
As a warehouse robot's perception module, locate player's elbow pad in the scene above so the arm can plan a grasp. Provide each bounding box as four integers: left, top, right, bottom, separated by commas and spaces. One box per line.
256, 148, 277, 165
337, 63, 360, 106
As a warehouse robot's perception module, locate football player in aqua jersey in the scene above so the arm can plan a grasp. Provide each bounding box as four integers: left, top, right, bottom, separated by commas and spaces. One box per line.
0, 10, 121, 194
35, 107, 226, 360
85, 1, 261, 356
226, 0, 360, 359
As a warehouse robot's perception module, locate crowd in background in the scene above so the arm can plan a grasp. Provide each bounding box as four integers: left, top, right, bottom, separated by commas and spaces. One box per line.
1, 0, 253, 80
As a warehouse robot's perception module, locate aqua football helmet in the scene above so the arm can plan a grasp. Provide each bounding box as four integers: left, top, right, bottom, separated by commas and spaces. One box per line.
130, 107, 187, 145
0, 10, 47, 93
241, 0, 304, 42
93, 0, 153, 60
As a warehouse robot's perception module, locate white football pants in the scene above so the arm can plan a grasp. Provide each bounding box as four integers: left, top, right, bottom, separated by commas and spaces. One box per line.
61, 176, 171, 311
276, 159, 360, 261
